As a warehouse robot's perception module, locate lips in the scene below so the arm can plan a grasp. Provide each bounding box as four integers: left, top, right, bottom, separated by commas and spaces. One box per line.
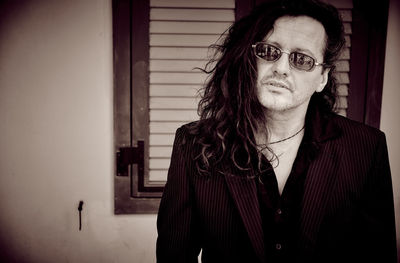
264, 79, 290, 90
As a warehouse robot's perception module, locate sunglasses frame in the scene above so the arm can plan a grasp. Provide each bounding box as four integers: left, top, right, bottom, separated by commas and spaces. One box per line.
252, 42, 326, 72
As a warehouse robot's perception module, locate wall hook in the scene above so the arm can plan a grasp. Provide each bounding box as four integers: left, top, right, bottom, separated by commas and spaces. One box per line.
78, 201, 84, 231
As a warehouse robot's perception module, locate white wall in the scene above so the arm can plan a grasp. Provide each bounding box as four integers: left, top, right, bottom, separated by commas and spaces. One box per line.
381, 0, 400, 260
0, 0, 399, 262
0, 0, 157, 262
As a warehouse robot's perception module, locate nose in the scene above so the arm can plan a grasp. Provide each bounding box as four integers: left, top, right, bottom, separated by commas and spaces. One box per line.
272, 51, 291, 76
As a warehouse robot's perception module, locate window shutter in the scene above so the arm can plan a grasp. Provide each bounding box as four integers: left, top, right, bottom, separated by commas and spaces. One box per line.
332, 1, 353, 116
148, 0, 235, 183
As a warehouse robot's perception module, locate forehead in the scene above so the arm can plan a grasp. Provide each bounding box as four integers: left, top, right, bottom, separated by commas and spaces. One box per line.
264, 15, 327, 57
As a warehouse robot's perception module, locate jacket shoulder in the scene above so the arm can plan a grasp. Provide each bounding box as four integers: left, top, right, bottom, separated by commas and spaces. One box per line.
330, 113, 386, 144
173, 120, 202, 149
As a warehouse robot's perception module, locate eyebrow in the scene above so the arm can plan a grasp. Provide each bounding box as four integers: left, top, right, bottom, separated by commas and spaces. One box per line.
265, 40, 318, 59
293, 47, 318, 58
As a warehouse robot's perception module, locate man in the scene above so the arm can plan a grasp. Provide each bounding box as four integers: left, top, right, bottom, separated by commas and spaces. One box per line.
156, 0, 397, 262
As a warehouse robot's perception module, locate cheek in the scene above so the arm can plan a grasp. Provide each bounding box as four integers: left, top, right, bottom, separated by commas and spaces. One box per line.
311, 74, 325, 92
256, 62, 263, 83
256, 64, 270, 97
294, 74, 324, 95
256, 61, 272, 82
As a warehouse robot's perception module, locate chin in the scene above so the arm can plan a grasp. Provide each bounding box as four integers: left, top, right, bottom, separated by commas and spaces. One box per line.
259, 99, 292, 112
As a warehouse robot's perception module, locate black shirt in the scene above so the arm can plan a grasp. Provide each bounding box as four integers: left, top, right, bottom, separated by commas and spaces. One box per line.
257, 123, 319, 263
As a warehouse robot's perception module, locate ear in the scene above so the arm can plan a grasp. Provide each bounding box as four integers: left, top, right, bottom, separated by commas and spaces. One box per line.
316, 68, 330, 93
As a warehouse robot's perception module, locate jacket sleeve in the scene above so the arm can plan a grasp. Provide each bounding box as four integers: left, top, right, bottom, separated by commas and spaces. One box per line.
156, 127, 201, 263
360, 132, 397, 262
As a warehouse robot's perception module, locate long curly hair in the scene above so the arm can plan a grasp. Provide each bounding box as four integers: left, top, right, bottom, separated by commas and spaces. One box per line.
188, 0, 345, 175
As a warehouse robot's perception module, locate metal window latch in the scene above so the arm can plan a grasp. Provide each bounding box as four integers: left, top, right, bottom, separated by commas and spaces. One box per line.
116, 140, 144, 177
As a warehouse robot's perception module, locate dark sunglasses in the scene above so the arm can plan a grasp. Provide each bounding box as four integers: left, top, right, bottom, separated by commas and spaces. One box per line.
252, 42, 325, 71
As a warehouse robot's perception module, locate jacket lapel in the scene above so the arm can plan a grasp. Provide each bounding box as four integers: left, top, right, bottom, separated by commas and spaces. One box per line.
297, 108, 344, 257
298, 141, 343, 255
223, 166, 266, 263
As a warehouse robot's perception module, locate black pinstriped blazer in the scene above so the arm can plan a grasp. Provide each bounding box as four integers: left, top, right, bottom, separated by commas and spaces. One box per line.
156, 108, 397, 263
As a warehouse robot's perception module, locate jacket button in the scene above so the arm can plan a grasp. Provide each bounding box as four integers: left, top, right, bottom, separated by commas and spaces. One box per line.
275, 243, 282, 250
276, 208, 282, 215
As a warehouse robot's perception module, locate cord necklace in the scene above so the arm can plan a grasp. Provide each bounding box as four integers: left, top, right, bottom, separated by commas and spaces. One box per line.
268, 126, 305, 145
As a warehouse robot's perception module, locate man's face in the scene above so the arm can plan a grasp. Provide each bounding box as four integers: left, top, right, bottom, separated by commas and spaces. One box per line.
256, 15, 329, 114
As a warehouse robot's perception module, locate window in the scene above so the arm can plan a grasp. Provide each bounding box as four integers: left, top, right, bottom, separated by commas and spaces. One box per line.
113, 0, 388, 213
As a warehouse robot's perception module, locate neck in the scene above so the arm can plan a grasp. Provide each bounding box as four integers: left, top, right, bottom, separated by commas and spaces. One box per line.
263, 106, 307, 144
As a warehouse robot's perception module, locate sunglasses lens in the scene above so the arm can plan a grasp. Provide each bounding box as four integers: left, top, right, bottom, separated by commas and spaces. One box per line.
255, 43, 281, 61
289, 52, 315, 71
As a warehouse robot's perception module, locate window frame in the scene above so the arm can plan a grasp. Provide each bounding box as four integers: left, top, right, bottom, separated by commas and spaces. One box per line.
113, 0, 163, 214
347, 0, 389, 127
